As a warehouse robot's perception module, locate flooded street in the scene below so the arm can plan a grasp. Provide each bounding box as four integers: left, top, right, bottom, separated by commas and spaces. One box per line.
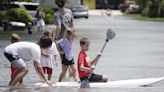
1, 11, 164, 91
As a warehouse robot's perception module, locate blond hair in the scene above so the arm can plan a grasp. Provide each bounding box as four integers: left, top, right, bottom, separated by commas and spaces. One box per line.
43, 28, 53, 38
11, 33, 21, 43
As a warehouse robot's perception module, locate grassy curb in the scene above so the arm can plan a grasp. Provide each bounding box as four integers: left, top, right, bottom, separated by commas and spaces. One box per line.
124, 13, 164, 22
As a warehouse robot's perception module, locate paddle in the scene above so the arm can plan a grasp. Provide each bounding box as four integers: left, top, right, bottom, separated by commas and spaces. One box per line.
80, 28, 115, 88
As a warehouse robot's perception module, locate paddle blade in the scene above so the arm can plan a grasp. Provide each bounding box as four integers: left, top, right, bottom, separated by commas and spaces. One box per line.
106, 28, 115, 40
80, 79, 90, 88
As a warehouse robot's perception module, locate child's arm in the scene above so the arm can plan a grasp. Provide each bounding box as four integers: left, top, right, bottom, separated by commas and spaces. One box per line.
56, 40, 64, 55
53, 43, 59, 66
79, 63, 91, 72
54, 55, 58, 66
41, 48, 49, 57
90, 53, 101, 66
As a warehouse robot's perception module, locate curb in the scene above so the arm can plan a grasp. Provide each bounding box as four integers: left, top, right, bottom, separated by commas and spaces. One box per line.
89, 10, 123, 16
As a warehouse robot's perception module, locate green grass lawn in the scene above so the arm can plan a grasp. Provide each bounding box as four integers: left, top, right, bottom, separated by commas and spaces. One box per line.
125, 14, 164, 22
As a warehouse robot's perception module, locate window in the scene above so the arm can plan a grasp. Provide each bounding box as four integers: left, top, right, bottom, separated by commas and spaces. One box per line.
24, 5, 38, 11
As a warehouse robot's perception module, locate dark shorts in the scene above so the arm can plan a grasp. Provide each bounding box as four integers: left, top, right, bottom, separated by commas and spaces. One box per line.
4, 52, 19, 62
42, 67, 52, 74
62, 54, 74, 66
80, 73, 103, 82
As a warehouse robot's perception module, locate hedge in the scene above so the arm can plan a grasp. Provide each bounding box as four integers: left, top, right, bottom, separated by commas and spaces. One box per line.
6, 8, 32, 23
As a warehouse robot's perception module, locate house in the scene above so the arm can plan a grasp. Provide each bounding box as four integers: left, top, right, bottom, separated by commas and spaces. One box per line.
81, 0, 96, 9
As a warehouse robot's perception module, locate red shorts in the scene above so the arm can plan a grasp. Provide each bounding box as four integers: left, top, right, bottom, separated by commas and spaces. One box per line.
11, 65, 16, 76
42, 67, 52, 74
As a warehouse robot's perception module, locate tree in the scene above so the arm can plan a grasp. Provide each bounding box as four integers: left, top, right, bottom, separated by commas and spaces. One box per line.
135, 0, 164, 17
0, 0, 11, 11
135, 0, 149, 12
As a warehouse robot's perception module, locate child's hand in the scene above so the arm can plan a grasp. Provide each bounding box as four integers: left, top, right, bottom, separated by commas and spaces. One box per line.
91, 65, 96, 69
97, 52, 102, 58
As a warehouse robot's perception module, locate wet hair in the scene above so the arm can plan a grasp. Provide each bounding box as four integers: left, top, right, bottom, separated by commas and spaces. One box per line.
80, 37, 90, 46
38, 36, 52, 48
11, 33, 21, 43
55, 0, 67, 7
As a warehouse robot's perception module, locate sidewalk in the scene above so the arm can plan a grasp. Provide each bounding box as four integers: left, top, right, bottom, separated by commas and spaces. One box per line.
88, 9, 123, 16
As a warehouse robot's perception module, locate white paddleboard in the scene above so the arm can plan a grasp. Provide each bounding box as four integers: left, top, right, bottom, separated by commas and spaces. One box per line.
34, 77, 164, 88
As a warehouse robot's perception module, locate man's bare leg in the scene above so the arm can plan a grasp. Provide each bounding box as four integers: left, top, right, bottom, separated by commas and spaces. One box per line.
9, 68, 28, 86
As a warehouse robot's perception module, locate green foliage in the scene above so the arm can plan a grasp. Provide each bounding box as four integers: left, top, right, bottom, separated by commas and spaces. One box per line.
12, 0, 32, 2
135, 0, 148, 12
0, 13, 4, 26
160, 1, 164, 17
42, 7, 55, 24
142, 1, 158, 18
6, 8, 32, 23
45, 14, 55, 24
0, 0, 11, 11
134, 0, 164, 18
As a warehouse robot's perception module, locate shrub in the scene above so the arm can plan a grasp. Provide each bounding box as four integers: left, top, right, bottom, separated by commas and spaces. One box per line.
6, 8, 32, 23
142, 1, 158, 18
0, 12, 4, 26
42, 7, 55, 24
44, 14, 55, 24
160, 1, 164, 17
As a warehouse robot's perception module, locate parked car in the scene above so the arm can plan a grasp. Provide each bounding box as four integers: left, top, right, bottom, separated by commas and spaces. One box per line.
70, 5, 88, 19
3, 21, 26, 31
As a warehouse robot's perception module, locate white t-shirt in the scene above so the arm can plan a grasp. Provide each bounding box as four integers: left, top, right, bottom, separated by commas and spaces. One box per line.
40, 42, 58, 68
58, 38, 73, 61
4, 42, 41, 63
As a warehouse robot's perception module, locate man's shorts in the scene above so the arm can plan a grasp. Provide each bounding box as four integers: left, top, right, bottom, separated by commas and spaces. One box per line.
4, 52, 27, 69
42, 67, 52, 75
4, 52, 19, 61
62, 54, 74, 66
80, 73, 103, 82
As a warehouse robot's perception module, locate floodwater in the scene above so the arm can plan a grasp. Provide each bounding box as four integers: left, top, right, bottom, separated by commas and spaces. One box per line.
1, 12, 164, 91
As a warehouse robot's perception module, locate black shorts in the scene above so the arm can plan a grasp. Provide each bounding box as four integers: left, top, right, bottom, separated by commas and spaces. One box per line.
62, 54, 74, 66
80, 73, 103, 82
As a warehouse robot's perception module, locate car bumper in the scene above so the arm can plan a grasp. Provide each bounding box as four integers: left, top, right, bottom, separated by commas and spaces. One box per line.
73, 12, 88, 18
3, 21, 26, 31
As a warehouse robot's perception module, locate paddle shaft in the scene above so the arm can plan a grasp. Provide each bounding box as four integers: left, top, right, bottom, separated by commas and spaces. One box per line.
88, 39, 109, 79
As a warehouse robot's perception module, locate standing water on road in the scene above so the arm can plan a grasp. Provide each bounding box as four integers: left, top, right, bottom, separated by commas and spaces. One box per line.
1, 12, 164, 91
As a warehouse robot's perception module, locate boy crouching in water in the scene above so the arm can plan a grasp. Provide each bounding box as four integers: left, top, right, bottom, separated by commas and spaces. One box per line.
40, 29, 58, 81
78, 37, 108, 82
